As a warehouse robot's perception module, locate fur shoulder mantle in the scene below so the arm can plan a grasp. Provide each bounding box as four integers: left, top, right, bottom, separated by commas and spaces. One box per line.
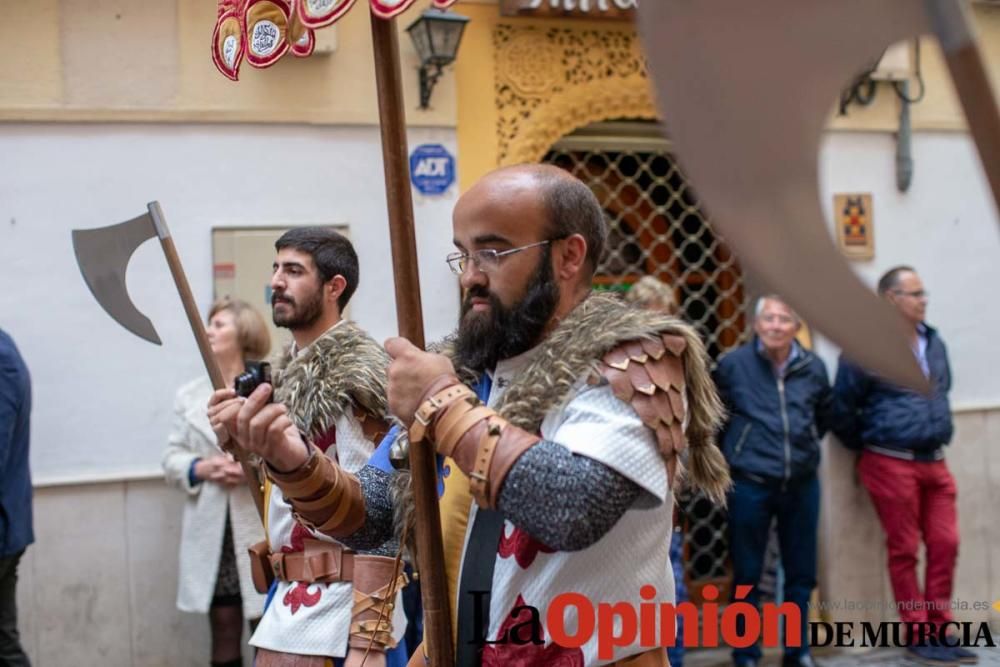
494, 292, 723, 453
273, 321, 390, 438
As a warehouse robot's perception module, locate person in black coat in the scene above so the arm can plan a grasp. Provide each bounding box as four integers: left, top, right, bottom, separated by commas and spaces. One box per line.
714, 296, 831, 667
0, 329, 33, 666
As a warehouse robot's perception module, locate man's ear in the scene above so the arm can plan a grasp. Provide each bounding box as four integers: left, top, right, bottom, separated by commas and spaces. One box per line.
326, 275, 347, 306
555, 234, 588, 282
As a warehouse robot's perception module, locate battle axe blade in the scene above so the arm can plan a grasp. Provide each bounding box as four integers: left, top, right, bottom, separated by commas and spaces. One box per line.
72, 213, 162, 345
71, 202, 266, 521
636, 0, 939, 392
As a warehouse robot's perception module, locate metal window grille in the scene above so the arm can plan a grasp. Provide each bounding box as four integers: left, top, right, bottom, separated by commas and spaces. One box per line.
545, 121, 749, 601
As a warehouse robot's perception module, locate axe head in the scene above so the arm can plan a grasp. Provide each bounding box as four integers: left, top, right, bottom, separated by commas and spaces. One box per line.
72, 212, 162, 345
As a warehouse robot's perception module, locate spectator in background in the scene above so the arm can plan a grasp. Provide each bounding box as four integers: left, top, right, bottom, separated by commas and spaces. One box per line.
0, 329, 33, 667
162, 298, 270, 667
714, 295, 831, 667
831, 266, 972, 666
625, 275, 677, 313
625, 275, 686, 667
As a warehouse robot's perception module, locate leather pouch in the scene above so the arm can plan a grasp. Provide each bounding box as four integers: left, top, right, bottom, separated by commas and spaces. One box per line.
248, 540, 275, 594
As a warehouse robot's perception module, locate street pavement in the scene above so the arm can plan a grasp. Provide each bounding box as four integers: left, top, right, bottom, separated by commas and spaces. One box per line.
684, 643, 1000, 666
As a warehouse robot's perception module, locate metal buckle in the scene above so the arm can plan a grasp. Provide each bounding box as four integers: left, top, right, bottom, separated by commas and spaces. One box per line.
271, 554, 285, 580
413, 410, 433, 427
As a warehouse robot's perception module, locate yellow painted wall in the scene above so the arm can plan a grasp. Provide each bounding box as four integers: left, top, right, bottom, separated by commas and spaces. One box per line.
453, 4, 641, 190
454, 2, 1000, 190
0, 0, 456, 126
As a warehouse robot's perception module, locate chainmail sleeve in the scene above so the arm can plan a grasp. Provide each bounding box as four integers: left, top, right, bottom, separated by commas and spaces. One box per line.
335, 464, 398, 554
497, 440, 642, 552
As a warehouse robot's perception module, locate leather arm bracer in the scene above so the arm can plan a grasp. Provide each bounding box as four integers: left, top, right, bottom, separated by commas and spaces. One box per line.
266, 445, 367, 538
408, 375, 540, 509
349, 555, 408, 653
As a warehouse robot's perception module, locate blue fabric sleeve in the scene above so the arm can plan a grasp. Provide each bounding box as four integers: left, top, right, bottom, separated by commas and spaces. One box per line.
368, 426, 400, 473
830, 357, 868, 450
188, 458, 202, 486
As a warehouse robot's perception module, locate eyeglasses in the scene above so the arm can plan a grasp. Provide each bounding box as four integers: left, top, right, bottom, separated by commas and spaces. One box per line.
446, 240, 552, 275
892, 289, 928, 299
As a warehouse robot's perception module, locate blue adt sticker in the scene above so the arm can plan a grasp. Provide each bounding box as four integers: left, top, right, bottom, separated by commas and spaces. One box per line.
410, 144, 455, 196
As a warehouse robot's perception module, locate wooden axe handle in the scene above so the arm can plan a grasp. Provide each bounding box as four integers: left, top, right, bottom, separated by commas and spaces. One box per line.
147, 202, 267, 523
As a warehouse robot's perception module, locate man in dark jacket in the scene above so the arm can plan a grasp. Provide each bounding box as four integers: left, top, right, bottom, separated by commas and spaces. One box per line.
831, 266, 970, 666
715, 295, 831, 667
0, 329, 33, 666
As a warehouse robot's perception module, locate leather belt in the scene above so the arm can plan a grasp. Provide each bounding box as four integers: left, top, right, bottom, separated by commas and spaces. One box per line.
269, 539, 356, 583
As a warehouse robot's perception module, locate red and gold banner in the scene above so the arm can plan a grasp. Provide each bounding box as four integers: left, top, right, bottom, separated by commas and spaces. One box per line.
214, 0, 459, 79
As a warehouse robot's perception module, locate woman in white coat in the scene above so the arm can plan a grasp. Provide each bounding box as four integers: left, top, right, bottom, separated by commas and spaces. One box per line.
162, 298, 271, 667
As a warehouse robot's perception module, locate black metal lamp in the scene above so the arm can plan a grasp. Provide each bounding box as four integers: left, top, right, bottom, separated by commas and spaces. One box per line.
406, 9, 470, 109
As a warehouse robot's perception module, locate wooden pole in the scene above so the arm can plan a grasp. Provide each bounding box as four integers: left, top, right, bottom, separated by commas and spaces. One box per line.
369, 15, 454, 667
147, 201, 267, 522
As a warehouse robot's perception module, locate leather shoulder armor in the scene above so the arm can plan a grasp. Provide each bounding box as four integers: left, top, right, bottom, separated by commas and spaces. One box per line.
594, 333, 688, 460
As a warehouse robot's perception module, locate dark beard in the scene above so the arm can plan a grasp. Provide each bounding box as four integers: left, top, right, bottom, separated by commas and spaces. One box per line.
453, 249, 560, 373
271, 286, 324, 330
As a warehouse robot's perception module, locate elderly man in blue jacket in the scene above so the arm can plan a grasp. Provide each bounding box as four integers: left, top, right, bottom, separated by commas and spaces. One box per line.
0, 329, 32, 666
714, 295, 831, 667
831, 266, 971, 666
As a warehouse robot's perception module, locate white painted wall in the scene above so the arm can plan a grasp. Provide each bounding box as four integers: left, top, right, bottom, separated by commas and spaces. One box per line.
816, 130, 1000, 408
813, 130, 1000, 629
0, 123, 462, 482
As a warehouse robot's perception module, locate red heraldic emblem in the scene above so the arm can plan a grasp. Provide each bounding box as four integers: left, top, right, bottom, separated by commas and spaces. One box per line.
498, 525, 556, 570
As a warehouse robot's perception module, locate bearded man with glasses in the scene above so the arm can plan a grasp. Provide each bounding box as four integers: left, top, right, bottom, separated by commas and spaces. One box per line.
226, 164, 731, 666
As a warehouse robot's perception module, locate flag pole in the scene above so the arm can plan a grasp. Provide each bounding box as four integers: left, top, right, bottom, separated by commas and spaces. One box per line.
370, 14, 454, 667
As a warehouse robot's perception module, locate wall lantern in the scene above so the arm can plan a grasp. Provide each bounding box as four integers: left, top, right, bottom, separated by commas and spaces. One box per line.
406, 9, 470, 110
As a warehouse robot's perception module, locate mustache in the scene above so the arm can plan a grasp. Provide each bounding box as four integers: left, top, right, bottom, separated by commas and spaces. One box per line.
271, 292, 294, 306
461, 286, 495, 312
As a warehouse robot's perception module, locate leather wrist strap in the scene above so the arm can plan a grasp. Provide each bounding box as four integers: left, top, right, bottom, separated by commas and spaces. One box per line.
436, 406, 541, 509
265, 444, 325, 498
436, 404, 493, 457
409, 378, 475, 444
468, 416, 505, 505
268, 445, 366, 538
314, 474, 363, 535
484, 425, 541, 507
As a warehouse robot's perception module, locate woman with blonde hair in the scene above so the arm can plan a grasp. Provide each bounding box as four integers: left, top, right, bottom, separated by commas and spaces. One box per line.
625, 275, 678, 314
162, 298, 271, 667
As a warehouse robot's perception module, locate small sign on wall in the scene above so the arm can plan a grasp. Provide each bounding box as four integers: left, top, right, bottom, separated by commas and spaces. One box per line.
410, 144, 456, 196
834, 193, 875, 260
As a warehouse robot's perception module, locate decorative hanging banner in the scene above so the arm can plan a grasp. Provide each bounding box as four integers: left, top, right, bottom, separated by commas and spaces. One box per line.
290, 26, 316, 57
213, 0, 458, 79
213, 0, 246, 81
293, 0, 358, 30
244, 0, 291, 68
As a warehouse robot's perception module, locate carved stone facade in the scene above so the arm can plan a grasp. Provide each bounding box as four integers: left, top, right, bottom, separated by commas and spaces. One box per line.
494, 24, 656, 165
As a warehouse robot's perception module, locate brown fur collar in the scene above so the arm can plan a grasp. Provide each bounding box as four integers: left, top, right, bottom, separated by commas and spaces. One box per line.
272, 320, 389, 438
438, 291, 729, 501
